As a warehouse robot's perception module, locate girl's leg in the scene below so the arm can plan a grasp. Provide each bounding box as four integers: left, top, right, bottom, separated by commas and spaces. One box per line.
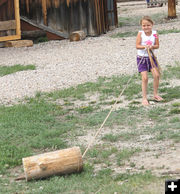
151, 68, 163, 101
141, 71, 149, 105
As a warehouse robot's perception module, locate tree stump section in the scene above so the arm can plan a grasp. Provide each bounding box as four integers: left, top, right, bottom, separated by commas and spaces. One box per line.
22, 147, 83, 181
69, 31, 86, 41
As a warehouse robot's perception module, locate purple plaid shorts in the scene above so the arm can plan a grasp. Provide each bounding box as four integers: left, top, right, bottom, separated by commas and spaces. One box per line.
137, 56, 158, 73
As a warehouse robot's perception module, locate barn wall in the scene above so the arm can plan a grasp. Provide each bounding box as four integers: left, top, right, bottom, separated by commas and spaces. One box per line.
0, 0, 15, 37
19, 0, 118, 37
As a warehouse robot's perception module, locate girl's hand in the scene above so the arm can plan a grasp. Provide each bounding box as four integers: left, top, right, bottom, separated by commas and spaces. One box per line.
145, 45, 153, 50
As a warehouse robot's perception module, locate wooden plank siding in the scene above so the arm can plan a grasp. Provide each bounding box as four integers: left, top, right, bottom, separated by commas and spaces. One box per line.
20, 0, 118, 37
0, 0, 21, 42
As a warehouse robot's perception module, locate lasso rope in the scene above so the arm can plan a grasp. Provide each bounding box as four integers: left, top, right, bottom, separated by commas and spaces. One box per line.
147, 48, 162, 76
82, 56, 145, 158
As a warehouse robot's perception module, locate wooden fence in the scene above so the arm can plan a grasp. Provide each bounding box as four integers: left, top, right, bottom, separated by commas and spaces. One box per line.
0, 0, 21, 42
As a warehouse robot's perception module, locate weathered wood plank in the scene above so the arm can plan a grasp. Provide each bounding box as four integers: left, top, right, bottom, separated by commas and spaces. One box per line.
0, 20, 16, 31
5, 39, 33, 47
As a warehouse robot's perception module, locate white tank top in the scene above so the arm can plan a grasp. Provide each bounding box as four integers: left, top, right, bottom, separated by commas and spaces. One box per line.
137, 30, 157, 57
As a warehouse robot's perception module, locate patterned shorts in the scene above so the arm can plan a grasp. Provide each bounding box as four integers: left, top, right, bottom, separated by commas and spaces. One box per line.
137, 56, 158, 73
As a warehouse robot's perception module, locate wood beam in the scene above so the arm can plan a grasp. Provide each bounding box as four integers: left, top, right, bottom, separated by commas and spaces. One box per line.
14, 0, 21, 37
0, 35, 21, 42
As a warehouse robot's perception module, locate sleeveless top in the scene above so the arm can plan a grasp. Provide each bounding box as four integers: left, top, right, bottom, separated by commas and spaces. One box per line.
137, 30, 157, 57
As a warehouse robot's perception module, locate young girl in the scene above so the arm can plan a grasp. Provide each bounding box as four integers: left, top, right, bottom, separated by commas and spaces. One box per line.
136, 16, 163, 106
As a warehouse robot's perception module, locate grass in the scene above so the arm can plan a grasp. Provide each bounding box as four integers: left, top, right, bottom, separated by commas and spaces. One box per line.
0, 64, 36, 76
118, 13, 166, 28
0, 64, 179, 193
0, 165, 162, 194
111, 31, 138, 38
117, 148, 141, 166
158, 29, 180, 35
34, 36, 48, 44
111, 28, 180, 38
112, 12, 180, 38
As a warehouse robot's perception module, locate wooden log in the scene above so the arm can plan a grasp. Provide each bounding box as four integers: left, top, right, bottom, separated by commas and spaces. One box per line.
168, 0, 176, 19
21, 30, 46, 40
22, 147, 83, 181
5, 40, 33, 47
69, 31, 86, 41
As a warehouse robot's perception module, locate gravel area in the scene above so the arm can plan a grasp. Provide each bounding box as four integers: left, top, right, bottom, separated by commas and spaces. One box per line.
0, 2, 180, 105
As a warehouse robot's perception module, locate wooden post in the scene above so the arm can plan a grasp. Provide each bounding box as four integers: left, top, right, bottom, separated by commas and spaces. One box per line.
22, 147, 83, 181
168, 0, 176, 19
14, 0, 21, 39
42, 0, 47, 26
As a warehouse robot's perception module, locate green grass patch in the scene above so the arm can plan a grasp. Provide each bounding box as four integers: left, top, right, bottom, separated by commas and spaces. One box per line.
117, 148, 141, 166
76, 105, 94, 114
34, 36, 48, 44
102, 134, 119, 142
0, 165, 161, 194
162, 65, 180, 80
111, 31, 138, 38
102, 132, 138, 143
158, 29, 180, 35
169, 117, 180, 123
160, 86, 180, 102
0, 64, 36, 76
118, 13, 166, 28
0, 99, 69, 172
148, 106, 168, 121
169, 108, 180, 114
87, 145, 118, 162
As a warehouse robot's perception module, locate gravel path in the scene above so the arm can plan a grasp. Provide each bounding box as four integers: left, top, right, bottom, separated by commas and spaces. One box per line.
0, 3, 180, 105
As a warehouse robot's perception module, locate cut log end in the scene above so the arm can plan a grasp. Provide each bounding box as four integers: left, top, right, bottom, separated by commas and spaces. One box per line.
69, 31, 86, 42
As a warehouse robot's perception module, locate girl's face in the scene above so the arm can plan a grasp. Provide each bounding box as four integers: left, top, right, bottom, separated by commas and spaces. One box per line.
141, 19, 153, 35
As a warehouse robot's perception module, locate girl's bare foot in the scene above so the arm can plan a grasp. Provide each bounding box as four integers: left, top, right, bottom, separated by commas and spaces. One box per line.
154, 95, 164, 102
142, 99, 149, 106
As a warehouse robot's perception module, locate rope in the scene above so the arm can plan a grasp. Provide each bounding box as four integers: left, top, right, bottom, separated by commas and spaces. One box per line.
147, 48, 162, 76
82, 56, 145, 158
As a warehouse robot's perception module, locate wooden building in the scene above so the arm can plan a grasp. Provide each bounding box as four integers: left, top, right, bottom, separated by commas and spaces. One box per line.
0, 0, 21, 42
20, 0, 118, 40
